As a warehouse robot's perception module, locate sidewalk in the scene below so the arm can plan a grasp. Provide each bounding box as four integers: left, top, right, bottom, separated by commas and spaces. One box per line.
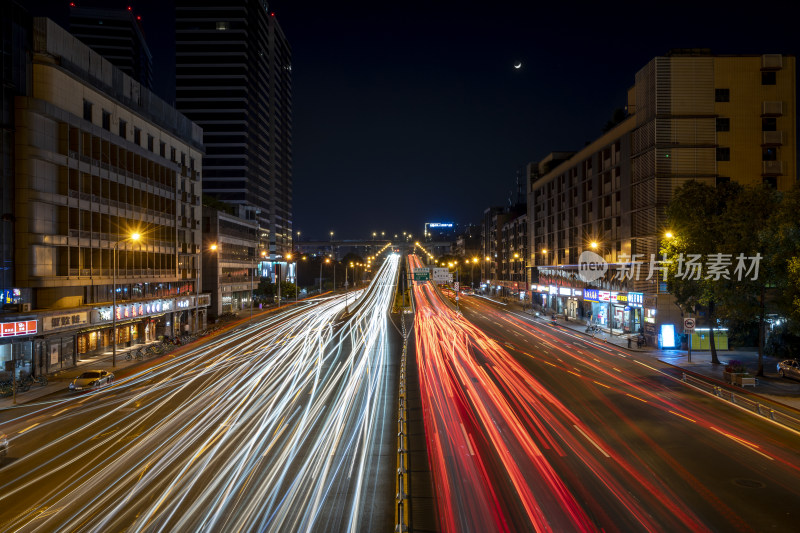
0, 341, 166, 409
485, 295, 800, 411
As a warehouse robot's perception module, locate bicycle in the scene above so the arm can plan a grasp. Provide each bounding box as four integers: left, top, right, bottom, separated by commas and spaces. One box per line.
32, 375, 48, 386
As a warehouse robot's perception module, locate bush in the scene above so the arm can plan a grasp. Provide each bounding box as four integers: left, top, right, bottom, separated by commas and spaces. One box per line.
724, 360, 748, 374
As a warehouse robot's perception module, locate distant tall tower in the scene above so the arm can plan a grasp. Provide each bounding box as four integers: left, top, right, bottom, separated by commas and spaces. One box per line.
175, 0, 293, 258
68, 4, 153, 89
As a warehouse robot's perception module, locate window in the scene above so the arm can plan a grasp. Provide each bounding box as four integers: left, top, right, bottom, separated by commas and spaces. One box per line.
118, 119, 127, 139
102, 110, 111, 131
762, 117, 777, 131
715, 118, 730, 132
716, 176, 731, 187
762, 147, 777, 161
761, 71, 776, 85
715, 89, 730, 102
216, 21, 229, 30
83, 99, 93, 122
147, 134, 154, 152
160, 141, 166, 157
763, 176, 777, 188
134, 127, 141, 145
716, 147, 730, 161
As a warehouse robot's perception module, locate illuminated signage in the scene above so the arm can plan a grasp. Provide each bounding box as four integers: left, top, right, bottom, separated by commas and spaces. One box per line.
599, 291, 611, 302
559, 287, 571, 296
572, 289, 582, 297
584, 289, 599, 302
615, 293, 628, 303
1, 320, 37, 337
628, 292, 643, 308
428, 223, 453, 228
549, 285, 558, 295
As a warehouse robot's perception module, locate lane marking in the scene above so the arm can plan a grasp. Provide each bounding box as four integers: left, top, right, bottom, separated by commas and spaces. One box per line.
574, 425, 610, 458
18, 423, 40, 435
669, 410, 697, 423
626, 393, 648, 403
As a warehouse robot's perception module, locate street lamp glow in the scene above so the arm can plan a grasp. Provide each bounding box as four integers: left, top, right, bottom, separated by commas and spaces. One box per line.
541, 249, 547, 254
131, 232, 141, 241
590, 241, 598, 250
665, 231, 674, 239
285, 253, 292, 260
210, 243, 218, 251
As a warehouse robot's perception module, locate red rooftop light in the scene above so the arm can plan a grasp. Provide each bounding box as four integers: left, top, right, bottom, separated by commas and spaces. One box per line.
270, 12, 275, 16
69, 2, 75, 6
127, 6, 132, 11
136, 15, 141, 20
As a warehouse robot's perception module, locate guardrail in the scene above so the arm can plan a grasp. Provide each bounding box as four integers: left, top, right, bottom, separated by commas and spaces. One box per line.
395, 306, 411, 532
681, 372, 800, 433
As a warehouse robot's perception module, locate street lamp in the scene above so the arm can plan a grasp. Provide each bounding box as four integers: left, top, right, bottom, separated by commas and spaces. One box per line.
471, 257, 478, 289
112, 232, 141, 369
318, 256, 328, 295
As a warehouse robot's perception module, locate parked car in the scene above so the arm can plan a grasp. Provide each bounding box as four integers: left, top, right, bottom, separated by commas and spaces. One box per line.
0, 433, 8, 466
68, 370, 114, 392
777, 360, 800, 381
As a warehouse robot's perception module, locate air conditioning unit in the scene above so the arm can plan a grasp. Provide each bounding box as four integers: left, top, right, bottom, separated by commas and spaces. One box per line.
20, 303, 32, 312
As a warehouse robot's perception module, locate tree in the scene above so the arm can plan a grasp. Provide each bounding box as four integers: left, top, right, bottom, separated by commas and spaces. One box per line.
713, 185, 780, 376
661, 180, 742, 364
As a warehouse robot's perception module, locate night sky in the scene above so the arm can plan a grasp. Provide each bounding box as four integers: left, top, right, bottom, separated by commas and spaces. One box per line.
31, 0, 798, 241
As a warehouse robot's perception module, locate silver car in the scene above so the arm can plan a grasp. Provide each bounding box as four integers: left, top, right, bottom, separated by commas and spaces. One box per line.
777, 360, 800, 381
68, 370, 114, 392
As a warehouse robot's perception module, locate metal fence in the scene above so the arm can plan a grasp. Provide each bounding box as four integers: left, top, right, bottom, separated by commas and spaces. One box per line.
681, 372, 800, 433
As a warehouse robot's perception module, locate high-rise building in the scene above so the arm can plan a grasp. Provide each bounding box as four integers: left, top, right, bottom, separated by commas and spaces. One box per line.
175, 0, 293, 260
68, 4, 153, 89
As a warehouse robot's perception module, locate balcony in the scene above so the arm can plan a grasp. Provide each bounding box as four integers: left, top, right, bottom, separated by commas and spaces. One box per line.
762, 161, 783, 176
762, 101, 783, 117
762, 131, 783, 145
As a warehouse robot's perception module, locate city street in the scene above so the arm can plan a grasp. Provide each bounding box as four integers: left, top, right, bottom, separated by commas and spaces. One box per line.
0, 255, 401, 532
411, 255, 800, 532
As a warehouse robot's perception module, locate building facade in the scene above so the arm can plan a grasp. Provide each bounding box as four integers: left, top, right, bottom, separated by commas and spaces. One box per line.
202, 205, 261, 319
68, 4, 153, 90
1, 17, 208, 379
529, 51, 797, 346
175, 0, 293, 259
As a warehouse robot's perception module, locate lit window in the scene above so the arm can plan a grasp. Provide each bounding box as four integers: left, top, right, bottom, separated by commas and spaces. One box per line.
216, 21, 229, 30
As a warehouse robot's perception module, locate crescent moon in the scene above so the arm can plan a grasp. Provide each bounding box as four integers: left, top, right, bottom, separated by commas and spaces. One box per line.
514, 62, 522, 69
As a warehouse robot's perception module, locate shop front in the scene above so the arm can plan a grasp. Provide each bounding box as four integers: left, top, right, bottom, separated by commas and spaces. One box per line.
0, 319, 38, 379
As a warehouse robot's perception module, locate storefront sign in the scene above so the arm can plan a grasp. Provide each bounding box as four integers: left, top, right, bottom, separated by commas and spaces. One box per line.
628, 292, 643, 308
599, 291, 611, 302
43, 311, 89, 332
615, 293, 628, 303
559, 287, 571, 296
584, 289, 599, 302
572, 289, 582, 298
549, 285, 558, 295
1, 320, 37, 337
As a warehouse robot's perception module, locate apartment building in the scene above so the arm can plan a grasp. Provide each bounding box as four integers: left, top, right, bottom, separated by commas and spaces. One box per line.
2, 17, 207, 378
529, 51, 796, 345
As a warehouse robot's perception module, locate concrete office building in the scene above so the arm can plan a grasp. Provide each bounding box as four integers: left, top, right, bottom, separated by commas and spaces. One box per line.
1, 16, 208, 378
175, 0, 293, 261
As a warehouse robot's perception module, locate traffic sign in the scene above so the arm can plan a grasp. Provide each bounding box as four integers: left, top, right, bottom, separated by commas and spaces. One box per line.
413, 267, 430, 281
454, 282, 460, 291
684, 318, 695, 332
